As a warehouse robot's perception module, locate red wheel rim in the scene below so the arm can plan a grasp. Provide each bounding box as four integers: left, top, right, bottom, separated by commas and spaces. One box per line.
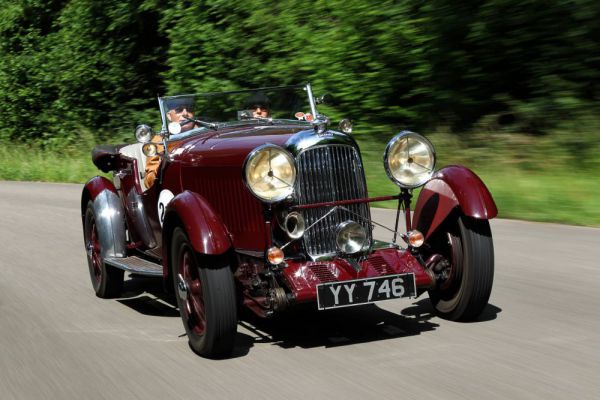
436, 231, 463, 294
179, 247, 206, 336
89, 221, 102, 284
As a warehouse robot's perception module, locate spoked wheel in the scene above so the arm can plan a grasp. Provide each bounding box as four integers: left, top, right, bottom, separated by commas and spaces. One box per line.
83, 201, 123, 298
426, 214, 494, 321
171, 227, 237, 358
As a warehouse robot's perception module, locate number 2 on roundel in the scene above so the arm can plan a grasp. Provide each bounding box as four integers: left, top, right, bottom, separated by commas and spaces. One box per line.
158, 203, 166, 224
157, 190, 175, 228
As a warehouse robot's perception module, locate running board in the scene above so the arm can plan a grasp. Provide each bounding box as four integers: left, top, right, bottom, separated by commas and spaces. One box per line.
104, 256, 163, 277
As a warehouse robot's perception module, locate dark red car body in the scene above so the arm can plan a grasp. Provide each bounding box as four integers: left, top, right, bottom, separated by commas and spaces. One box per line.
81, 85, 497, 357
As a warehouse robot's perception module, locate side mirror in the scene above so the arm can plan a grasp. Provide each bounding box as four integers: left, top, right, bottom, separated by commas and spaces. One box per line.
135, 124, 153, 143
338, 119, 353, 134
315, 94, 338, 106
168, 122, 181, 135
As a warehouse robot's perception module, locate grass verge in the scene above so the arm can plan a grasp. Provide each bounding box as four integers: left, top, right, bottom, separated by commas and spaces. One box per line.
0, 145, 101, 183
1, 134, 598, 227
355, 130, 600, 227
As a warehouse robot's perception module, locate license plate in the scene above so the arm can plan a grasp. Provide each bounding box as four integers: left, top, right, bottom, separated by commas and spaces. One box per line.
316, 273, 416, 310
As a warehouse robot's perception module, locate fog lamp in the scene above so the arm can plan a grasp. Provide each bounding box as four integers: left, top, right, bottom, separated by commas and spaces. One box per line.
142, 143, 158, 157
135, 124, 153, 143
336, 221, 367, 254
407, 230, 424, 247
267, 247, 284, 265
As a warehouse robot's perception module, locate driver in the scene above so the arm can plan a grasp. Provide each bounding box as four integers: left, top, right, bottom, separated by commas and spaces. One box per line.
243, 92, 271, 118
166, 102, 196, 132
144, 99, 197, 188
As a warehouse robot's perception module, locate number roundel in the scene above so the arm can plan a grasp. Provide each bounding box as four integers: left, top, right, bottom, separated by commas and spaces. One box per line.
158, 189, 175, 227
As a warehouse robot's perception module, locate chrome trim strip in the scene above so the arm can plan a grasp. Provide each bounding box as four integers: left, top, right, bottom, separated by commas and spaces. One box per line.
285, 129, 358, 156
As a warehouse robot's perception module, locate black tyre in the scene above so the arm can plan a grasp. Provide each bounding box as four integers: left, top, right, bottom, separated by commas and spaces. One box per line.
171, 227, 237, 358
427, 214, 494, 321
83, 201, 124, 298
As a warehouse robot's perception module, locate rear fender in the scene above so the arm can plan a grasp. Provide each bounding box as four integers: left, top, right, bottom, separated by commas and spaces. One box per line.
413, 165, 497, 239
81, 176, 127, 258
161, 191, 233, 275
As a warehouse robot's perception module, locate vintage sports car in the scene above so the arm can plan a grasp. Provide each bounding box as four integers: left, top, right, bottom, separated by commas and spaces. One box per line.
81, 84, 497, 358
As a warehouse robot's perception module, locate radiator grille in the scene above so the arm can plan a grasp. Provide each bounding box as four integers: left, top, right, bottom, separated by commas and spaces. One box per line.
295, 145, 372, 258
308, 264, 337, 283
366, 255, 395, 276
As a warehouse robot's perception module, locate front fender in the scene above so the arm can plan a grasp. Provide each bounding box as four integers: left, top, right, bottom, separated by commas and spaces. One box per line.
81, 176, 127, 258
162, 191, 232, 257
413, 165, 497, 239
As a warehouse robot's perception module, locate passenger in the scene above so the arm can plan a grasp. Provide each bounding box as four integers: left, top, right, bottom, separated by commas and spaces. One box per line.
244, 93, 271, 118
144, 99, 197, 189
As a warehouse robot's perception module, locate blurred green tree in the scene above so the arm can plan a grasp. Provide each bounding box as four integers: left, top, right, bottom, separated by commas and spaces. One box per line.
0, 0, 167, 145
0, 0, 597, 144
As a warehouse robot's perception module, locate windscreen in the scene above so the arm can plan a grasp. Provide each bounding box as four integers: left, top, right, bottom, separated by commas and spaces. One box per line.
158, 84, 316, 132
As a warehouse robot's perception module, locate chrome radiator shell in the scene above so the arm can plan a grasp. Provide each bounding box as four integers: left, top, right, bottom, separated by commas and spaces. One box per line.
294, 144, 372, 259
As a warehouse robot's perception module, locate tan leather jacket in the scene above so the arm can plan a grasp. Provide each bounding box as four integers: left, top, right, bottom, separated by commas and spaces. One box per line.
143, 135, 164, 188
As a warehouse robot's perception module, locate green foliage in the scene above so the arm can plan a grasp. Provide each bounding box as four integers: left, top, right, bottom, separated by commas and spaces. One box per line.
353, 127, 600, 226
0, 0, 166, 145
0, 0, 598, 224
161, 0, 434, 128
0, 0, 597, 145
1, 133, 598, 226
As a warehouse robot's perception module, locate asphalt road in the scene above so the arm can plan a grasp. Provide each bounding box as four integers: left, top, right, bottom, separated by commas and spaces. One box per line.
1, 180, 599, 400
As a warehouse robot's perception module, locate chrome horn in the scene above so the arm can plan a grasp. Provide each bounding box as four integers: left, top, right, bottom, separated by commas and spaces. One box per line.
283, 212, 305, 239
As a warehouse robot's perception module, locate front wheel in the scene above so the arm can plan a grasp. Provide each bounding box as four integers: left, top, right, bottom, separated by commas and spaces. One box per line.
427, 214, 494, 321
171, 227, 237, 358
83, 201, 124, 298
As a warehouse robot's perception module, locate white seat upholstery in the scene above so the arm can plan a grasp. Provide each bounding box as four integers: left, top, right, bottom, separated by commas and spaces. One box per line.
119, 143, 148, 191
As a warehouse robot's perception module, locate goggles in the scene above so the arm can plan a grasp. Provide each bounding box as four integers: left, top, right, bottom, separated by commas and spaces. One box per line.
173, 105, 194, 113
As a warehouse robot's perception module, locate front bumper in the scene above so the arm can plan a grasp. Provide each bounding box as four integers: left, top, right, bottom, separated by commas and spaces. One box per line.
281, 248, 434, 303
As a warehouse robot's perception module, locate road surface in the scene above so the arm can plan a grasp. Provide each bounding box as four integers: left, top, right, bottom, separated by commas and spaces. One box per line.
1, 181, 599, 399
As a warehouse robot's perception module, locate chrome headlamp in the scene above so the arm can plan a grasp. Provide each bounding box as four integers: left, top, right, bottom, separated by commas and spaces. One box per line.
243, 144, 296, 203
384, 131, 436, 188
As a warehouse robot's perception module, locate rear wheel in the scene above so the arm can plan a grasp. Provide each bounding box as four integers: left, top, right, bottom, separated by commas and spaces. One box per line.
171, 227, 237, 358
426, 214, 494, 321
83, 201, 124, 298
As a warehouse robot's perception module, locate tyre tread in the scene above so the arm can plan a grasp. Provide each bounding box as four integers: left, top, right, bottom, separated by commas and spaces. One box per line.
171, 227, 237, 359
429, 215, 494, 321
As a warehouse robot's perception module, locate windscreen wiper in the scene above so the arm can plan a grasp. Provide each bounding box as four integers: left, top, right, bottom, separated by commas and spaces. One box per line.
183, 117, 219, 130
